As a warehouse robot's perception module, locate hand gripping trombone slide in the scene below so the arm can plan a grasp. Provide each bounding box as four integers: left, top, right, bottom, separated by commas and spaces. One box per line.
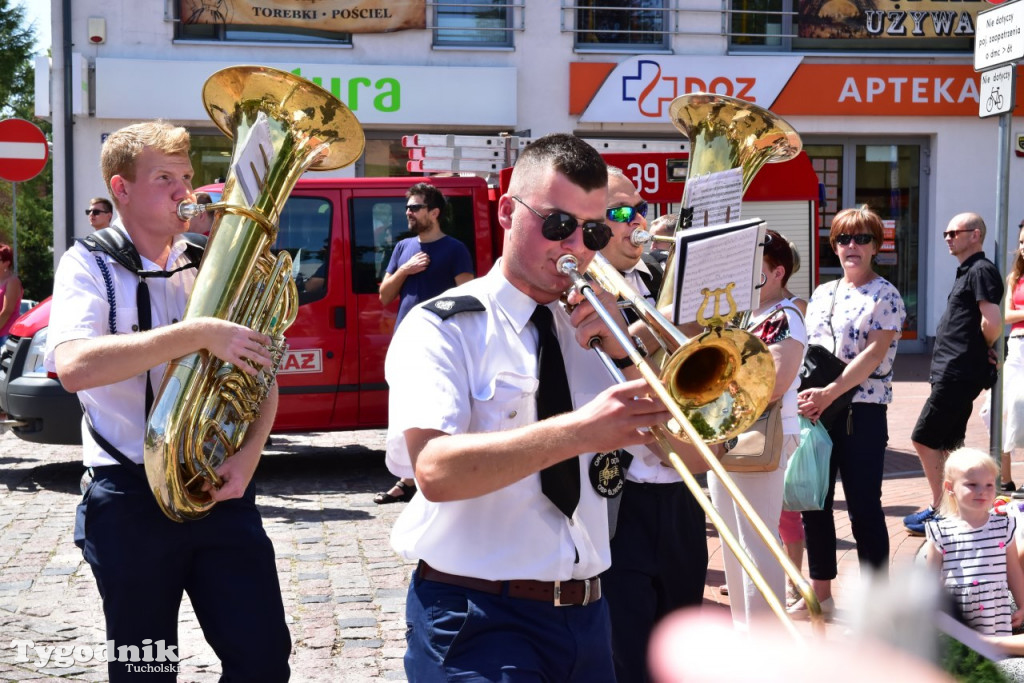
557, 252, 823, 639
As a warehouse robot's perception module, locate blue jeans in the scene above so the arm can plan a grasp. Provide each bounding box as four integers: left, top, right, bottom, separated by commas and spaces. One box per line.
405, 569, 615, 682
801, 403, 890, 581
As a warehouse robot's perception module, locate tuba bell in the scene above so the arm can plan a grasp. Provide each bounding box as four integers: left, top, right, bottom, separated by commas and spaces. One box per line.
638, 92, 802, 444
143, 65, 365, 522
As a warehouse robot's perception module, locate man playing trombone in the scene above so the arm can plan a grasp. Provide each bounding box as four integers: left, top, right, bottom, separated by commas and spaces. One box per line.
599, 168, 709, 683
384, 134, 671, 682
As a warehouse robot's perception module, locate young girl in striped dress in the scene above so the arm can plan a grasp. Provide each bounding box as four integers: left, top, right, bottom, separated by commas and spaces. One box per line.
925, 447, 1024, 636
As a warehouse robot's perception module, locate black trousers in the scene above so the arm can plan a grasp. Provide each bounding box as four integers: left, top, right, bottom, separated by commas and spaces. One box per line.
80, 464, 291, 682
602, 480, 708, 683
802, 403, 890, 581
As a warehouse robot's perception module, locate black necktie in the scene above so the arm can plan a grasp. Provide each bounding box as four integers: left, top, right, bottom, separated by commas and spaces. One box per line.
531, 305, 580, 517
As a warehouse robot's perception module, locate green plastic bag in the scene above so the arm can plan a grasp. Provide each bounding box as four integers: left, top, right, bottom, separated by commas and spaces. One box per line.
782, 417, 832, 511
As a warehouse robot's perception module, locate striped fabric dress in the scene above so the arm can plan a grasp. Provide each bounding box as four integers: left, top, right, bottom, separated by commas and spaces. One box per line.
926, 513, 1017, 636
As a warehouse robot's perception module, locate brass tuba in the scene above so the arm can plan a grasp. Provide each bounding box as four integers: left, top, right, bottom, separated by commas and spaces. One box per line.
143, 65, 365, 522
640, 92, 802, 444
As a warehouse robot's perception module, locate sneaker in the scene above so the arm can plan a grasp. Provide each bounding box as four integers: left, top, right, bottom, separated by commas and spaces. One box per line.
1013, 486, 1024, 500
903, 506, 936, 536
1004, 480, 1018, 493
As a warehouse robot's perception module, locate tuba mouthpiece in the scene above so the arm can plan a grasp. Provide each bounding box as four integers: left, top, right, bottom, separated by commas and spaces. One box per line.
176, 201, 207, 222
630, 229, 653, 247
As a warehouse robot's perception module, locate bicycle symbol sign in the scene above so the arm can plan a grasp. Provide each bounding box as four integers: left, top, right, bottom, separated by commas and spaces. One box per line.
979, 64, 1016, 118
987, 87, 1005, 113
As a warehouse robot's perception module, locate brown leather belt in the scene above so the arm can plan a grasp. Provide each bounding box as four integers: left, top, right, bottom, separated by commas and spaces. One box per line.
418, 561, 601, 607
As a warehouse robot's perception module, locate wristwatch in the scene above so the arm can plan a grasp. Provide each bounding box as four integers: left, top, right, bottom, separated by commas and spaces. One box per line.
612, 335, 648, 369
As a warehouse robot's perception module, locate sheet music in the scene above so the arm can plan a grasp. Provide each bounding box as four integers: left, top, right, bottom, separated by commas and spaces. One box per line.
684, 168, 743, 228
671, 218, 766, 325
232, 112, 274, 206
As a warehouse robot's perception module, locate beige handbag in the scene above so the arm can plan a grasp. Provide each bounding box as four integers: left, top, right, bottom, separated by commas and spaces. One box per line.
719, 400, 783, 473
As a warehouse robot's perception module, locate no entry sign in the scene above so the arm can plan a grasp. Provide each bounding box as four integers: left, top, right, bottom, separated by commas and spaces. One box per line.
0, 118, 49, 183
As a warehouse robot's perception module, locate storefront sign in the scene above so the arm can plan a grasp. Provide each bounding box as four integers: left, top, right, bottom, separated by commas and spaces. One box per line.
94, 59, 516, 126
179, 0, 425, 33
771, 63, 1024, 116
798, 0, 980, 41
572, 56, 802, 123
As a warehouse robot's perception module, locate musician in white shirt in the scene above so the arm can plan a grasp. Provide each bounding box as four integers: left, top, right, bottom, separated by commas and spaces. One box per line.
385, 135, 671, 682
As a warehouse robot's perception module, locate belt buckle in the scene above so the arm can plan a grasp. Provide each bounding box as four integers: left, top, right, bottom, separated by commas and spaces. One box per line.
553, 579, 592, 607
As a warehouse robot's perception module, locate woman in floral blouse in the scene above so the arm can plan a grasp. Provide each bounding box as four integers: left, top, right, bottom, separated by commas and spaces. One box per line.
788, 206, 906, 619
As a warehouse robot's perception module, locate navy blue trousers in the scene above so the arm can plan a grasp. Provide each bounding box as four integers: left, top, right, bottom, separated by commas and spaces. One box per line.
80, 465, 291, 682
602, 480, 707, 683
405, 569, 616, 682
802, 403, 890, 581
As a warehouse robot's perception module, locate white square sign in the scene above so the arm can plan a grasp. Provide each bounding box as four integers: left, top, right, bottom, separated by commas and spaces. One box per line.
976, 0, 1024, 71
979, 64, 1017, 117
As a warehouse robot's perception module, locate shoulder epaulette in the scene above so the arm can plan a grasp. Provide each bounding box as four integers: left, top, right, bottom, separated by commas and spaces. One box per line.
423, 295, 485, 320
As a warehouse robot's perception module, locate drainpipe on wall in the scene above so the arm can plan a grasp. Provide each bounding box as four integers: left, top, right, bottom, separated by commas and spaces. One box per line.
62, 0, 74, 251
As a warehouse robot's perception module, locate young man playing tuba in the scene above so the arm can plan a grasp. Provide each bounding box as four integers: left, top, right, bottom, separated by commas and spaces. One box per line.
45, 120, 291, 681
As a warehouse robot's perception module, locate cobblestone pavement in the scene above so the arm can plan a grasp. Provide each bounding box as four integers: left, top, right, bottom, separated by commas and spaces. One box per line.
0, 353, 1019, 681
0, 429, 414, 682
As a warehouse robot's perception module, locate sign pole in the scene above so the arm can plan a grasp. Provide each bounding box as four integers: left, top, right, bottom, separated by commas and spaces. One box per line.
975, 0, 1024, 476
991, 108, 1013, 470
10, 182, 16, 273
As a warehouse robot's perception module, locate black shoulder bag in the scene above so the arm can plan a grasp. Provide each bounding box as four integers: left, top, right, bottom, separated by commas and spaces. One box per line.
799, 282, 888, 432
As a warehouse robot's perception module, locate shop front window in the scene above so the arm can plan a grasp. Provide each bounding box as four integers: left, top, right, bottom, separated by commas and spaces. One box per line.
730, 0, 791, 48
435, 0, 514, 47
575, 0, 669, 50
805, 141, 922, 344
729, 0, 976, 52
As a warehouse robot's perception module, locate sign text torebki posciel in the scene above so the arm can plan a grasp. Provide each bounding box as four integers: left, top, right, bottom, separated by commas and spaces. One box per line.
10, 637, 179, 672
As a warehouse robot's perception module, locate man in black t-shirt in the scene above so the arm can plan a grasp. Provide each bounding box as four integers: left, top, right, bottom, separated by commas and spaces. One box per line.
904, 212, 1003, 535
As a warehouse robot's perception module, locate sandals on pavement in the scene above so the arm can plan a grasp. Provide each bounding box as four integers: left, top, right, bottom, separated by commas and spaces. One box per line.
374, 480, 417, 505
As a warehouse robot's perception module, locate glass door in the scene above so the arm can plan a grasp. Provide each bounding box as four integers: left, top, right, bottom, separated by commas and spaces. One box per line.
805, 140, 927, 351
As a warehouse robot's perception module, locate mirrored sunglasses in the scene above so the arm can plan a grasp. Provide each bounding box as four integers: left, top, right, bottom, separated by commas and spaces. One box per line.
606, 201, 648, 224
512, 196, 612, 251
836, 233, 873, 246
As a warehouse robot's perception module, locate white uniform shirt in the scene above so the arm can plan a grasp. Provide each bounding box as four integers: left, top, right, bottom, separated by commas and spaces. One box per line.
620, 259, 680, 484
44, 229, 197, 466
386, 262, 653, 581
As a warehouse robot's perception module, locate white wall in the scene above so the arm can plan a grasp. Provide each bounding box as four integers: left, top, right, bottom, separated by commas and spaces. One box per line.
43, 0, 1022, 340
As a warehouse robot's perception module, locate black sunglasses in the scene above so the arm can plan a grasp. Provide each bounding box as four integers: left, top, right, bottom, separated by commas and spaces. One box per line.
85, 209, 111, 216
512, 196, 612, 251
942, 228, 976, 239
606, 201, 648, 224
406, 203, 428, 212
836, 233, 873, 246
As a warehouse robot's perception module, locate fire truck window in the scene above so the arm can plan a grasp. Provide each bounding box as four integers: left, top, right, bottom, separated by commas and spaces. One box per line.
351, 197, 413, 294
350, 195, 478, 295
271, 196, 333, 305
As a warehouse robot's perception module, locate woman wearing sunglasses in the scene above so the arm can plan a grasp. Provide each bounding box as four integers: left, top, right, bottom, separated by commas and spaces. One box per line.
788, 205, 906, 619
